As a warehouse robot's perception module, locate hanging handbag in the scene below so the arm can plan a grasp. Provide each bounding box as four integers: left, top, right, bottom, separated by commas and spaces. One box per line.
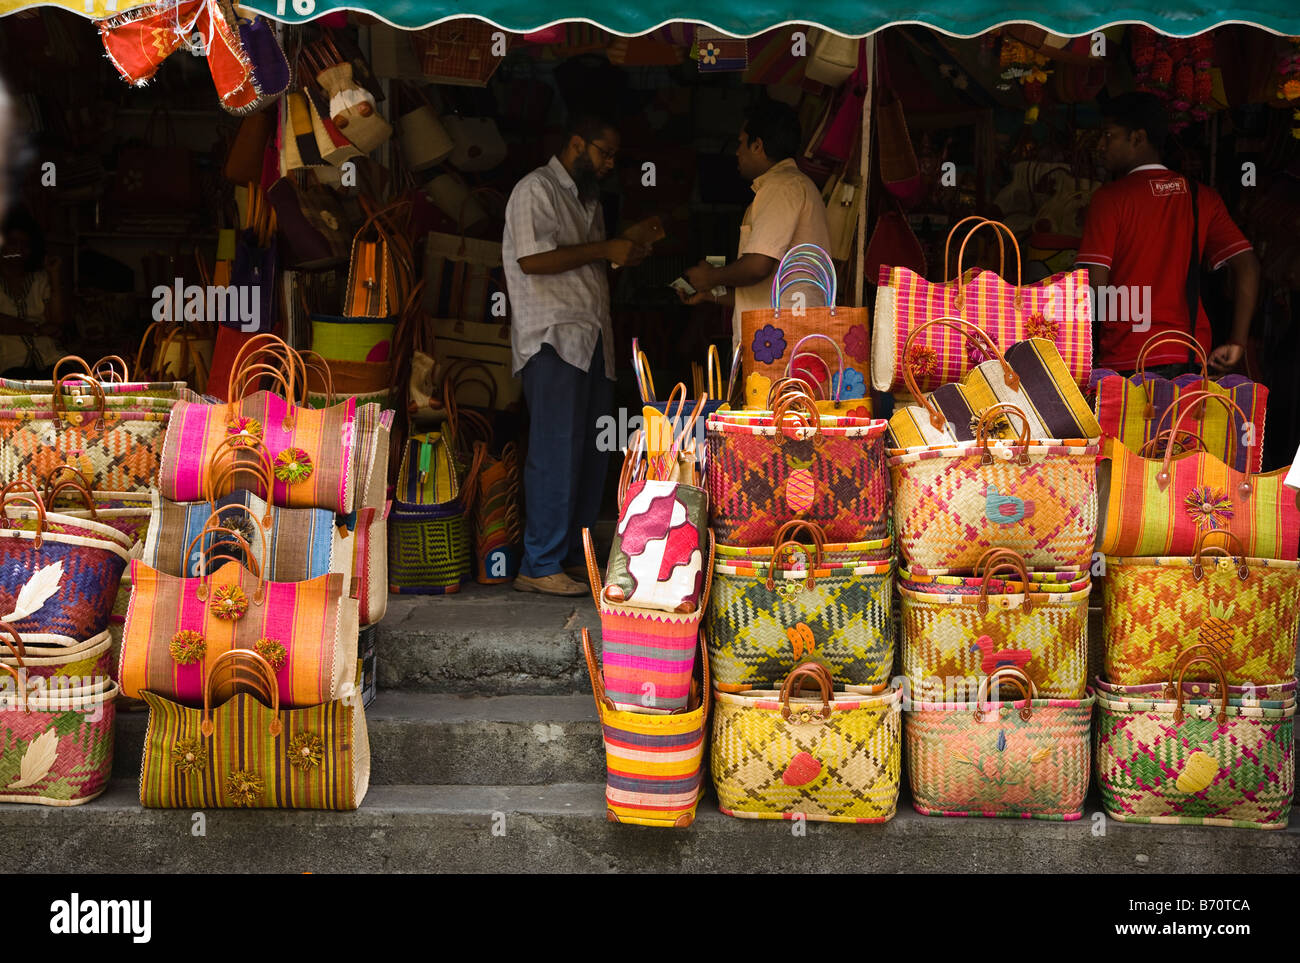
581, 627, 708, 828
348, 403, 393, 626
411, 20, 507, 87
303, 41, 393, 154
442, 115, 508, 172
388, 428, 470, 594
0, 665, 117, 806
906, 666, 1095, 820
120, 519, 359, 708
344, 202, 413, 320
886, 317, 1100, 448
99, 0, 203, 86
706, 392, 889, 547
229, 182, 278, 332
804, 28, 860, 86
397, 83, 454, 170
739, 244, 871, 409
711, 662, 903, 823
875, 43, 923, 206
1097, 390, 1300, 560
266, 174, 351, 270
1094, 647, 1294, 829
900, 548, 1090, 700
224, 108, 276, 183
139, 648, 369, 810
708, 519, 894, 691
1103, 531, 1300, 687
107, 107, 197, 217
872, 218, 1093, 393
890, 404, 1099, 573
1092, 331, 1268, 474
864, 200, 926, 283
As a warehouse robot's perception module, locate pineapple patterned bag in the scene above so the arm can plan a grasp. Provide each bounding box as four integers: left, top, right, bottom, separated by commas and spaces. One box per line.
1103, 539, 1300, 687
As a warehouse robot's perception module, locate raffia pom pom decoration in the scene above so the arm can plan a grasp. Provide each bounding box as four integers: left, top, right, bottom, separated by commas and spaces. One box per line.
274, 447, 314, 484
225, 769, 263, 807
169, 630, 206, 665
288, 731, 324, 770
210, 584, 248, 621
172, 738, 207, 774
225, 417, 264, 449
255, 637, 287, 671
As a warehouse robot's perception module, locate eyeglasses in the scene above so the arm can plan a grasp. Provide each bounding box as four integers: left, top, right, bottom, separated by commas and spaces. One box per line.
587, 140, 618, 163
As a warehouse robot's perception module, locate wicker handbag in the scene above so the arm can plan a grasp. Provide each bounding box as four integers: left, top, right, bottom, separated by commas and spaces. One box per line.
0, 624, 114, 685
581, 627, 708, 828
708, 519, 894, 691
712, 662, 903, 823
388, 429, 470, 594
906, 666, 1094, 820
1095, 647, 1295, 829
1103, 531, 1300, 687
900, 548, 1090, 700
890, 403, 1098, 573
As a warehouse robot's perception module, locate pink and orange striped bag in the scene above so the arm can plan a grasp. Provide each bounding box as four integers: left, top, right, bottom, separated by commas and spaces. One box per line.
1097, 391, 1300, 560
871, 218, 1092, 393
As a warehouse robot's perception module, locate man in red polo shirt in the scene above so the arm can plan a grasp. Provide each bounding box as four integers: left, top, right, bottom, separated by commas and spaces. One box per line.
1076, 92, 1259, 375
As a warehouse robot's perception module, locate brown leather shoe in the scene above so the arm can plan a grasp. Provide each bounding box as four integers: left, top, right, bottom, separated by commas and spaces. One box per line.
513, 572, 588, 597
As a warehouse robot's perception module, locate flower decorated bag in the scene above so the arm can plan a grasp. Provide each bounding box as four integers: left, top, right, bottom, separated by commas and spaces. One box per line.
0, 667, 117, 806
120, 521, 358, 709
581, 627, 708, 828
1092, 331, 1268, 474
0, 493, 132, 646
886, 317, 1100, 449
140, 649, 369, 810
0, 376, 172, 493
583, 528, 712, 714
1103, 532, 1300, 687
1094, 648, 1295, 829
712, 662, 903, 823
906, 667, 1094, 820
708, 519, 894, 691
1097, 391, 1300, 561
707, 392, 889, 547
872, 218, 1092, 393
900, 548, 1090, 700
770, 334, 872, 416
890, 404, 1098, 573
740, 244, 872, 412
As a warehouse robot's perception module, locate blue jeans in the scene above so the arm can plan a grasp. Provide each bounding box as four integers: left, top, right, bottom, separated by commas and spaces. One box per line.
519, 337, 613, 578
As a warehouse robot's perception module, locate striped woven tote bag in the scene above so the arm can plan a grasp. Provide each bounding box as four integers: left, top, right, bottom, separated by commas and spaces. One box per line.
1092, 331, 1268, 474
906, 667, 1094, 820
900, 548, 1090, 700
0, 668, 117, 806
706, 393, 889, 547
581, 627, 708, 828
1103, 532, 1300, 687
890, 404, 1097, 573
583, 528, 712, 714
1097, 391, 1300, 560
120, 522, 358, 709
1094, 647, 1294, 829
712, 663, 903, 823
708, 519, 893, 691
140, 649, 369, 810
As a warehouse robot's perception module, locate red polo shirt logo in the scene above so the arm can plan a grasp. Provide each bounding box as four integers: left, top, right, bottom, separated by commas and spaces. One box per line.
1149, 177, 1187, 197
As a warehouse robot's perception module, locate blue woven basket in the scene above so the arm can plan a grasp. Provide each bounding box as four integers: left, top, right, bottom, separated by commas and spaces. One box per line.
388, 499, 472, 595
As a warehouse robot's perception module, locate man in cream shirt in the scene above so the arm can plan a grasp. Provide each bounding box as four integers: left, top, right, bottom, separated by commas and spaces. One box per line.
680, 101, 831, 351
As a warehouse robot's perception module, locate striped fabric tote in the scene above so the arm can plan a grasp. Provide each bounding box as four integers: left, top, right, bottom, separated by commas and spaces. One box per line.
0, 667, 117, 806
871, 217, 1092, 393
712, 663, 903, 823
120, 523, 358, 709
1095, 648, 1294, 829
581, 627, 708, 828
906, 667, 1094, 820
900, 549, 1090, 700
706, 393, 889, 547
348, 404, 393, 625
583, 528, 712, 714
140, 649, 370, 810
708, 519, 893, 691
1103, 533, 1300, 687
1097, 391, 1300, 560
890, 405, 1098, 573
887, 318, 1100, 448
1092, 331, 1268, 474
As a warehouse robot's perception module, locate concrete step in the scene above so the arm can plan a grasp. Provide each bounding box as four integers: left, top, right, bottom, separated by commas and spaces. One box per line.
113, 693, 604, 786
3, 781, 1295, 874
375, 584, 599, 694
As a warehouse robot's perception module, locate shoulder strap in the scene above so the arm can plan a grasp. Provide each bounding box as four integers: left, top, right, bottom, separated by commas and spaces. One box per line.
1185, 177, 1200, 365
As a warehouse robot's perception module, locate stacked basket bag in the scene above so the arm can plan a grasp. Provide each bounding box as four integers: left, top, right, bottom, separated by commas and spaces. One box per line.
1092, 339, 1296, 830
115, 336, 378, 809
581, 395, 714, 827
886, 307, 1103, 820
709, 264, 906, 824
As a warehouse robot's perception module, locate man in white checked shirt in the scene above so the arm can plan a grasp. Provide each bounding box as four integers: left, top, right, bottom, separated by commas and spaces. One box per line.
503, 115, 649, 597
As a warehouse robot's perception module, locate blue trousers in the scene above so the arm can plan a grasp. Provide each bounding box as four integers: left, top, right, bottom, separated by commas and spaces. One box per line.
519, 337, 613, 577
